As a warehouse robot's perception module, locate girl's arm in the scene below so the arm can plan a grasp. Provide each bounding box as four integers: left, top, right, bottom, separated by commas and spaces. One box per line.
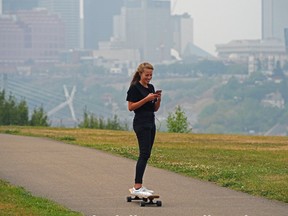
128, 93, 157, 111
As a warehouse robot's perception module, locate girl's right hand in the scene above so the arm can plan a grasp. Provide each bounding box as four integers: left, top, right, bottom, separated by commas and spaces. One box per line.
146, 93, 157, 102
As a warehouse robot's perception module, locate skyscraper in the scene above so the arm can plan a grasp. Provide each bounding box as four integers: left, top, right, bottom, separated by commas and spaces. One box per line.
2, 0, 38, 13
0, 8, 65, 63
172, 13, 194, 56
39, 0, 80, 49
262, 0, 288, 41
84, 0, 124, 49
118, 0, 172, 62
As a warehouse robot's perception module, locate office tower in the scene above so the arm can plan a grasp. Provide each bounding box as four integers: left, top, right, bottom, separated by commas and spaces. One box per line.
2, 0, 38, 13
0, 9, 64, 63
172, 13, 194, 56
119, 0, 172, 63
39, 0, 80, 49
262, 0, 288, 41
84, 0, 124, 49
284, 28, 288, 53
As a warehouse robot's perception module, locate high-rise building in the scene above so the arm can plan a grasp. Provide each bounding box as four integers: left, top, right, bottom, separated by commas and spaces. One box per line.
262, 0, 288, 41
172, 13, 193, 56
84, 0, 124, 49
284, 28, 288, 53
2, 0, 38, 13
39, 0, 80, 49
0, 8, 65, 63
117, 0, 172, 63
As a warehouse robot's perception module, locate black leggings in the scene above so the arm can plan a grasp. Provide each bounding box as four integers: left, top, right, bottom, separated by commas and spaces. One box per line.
133, 117, 156, 184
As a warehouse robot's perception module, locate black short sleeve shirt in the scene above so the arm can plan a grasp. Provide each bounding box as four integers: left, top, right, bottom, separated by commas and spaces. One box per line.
126, 82, 155, 114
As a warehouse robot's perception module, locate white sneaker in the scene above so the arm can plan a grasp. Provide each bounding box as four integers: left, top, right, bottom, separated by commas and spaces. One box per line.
131, 187, 152, 197
142, 186, 154, 194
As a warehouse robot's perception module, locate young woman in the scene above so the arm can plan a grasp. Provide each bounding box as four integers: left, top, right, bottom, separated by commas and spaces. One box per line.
126, 62, 162, 197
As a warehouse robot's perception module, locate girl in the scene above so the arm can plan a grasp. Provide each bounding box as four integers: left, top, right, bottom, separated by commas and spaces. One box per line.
126, 62, 162, 197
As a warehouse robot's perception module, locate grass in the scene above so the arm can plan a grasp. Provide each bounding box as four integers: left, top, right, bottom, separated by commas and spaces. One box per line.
0, 126, 287, 214
0, 179, 83, 216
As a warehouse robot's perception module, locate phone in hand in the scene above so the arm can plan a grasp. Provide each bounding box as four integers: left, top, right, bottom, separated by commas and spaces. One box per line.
155, 90, 162, 94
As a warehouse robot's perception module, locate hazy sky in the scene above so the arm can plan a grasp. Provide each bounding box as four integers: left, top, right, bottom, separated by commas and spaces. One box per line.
172, 0, 261, 55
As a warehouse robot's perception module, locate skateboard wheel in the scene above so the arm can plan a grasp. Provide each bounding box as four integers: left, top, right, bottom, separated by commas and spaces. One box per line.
126, 196, 132, 202
156, 200, 162, 207
140, 201, 146, 207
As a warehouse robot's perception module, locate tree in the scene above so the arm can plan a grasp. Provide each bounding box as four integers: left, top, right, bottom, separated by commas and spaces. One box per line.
15, 100, 29, 125
166, 105, 191, 133
30, 106, 49, 126
106, 115, 123, 130
78, 110, 127, 130
0, 91, 49, 126
0, 91, 29, 125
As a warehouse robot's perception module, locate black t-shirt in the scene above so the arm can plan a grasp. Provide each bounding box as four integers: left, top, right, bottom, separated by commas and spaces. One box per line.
126, 81, 155, 114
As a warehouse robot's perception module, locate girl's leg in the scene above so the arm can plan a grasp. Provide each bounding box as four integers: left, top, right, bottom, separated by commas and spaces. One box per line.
134, 123, 155, 186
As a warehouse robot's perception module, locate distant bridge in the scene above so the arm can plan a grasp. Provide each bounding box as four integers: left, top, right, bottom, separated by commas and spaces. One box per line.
0, 73, 114, 127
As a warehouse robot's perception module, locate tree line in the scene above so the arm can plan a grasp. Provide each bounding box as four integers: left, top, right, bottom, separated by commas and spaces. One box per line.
78, 110, 129, 131
0, 91, 49, 126
0, 90, 190, 133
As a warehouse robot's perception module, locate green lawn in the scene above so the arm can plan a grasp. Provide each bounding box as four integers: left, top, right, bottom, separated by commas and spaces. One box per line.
0, 179, 82, 216
0, 126, 287, 215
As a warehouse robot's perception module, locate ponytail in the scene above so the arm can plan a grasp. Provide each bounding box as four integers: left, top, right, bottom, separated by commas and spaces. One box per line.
130, 72, 140, 86
130, 62, 154, 86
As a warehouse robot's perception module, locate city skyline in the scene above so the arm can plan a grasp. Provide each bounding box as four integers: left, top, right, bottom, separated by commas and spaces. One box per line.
1, 0, 284, 58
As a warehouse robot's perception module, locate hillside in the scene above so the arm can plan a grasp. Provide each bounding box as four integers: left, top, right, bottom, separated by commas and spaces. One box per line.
1, 63, 287, 135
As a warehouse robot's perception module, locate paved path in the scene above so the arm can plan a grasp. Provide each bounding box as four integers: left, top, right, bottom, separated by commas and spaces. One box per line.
0, 134, 287, 216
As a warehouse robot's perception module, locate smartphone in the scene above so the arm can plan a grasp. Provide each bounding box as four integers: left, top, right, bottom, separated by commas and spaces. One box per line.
155, 90, 162, 94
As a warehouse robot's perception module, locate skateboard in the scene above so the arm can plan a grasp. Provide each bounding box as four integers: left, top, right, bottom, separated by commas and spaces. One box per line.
127, 188, 162, 207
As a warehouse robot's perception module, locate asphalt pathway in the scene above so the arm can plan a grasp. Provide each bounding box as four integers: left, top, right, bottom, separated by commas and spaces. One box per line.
0, 134, 287, 216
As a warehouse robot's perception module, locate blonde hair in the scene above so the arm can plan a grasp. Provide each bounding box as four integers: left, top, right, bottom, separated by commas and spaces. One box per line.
130, 62, 154, 86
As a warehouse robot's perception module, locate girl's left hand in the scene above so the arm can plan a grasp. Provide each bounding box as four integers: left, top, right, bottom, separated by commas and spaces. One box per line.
155, 92, 161, 101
